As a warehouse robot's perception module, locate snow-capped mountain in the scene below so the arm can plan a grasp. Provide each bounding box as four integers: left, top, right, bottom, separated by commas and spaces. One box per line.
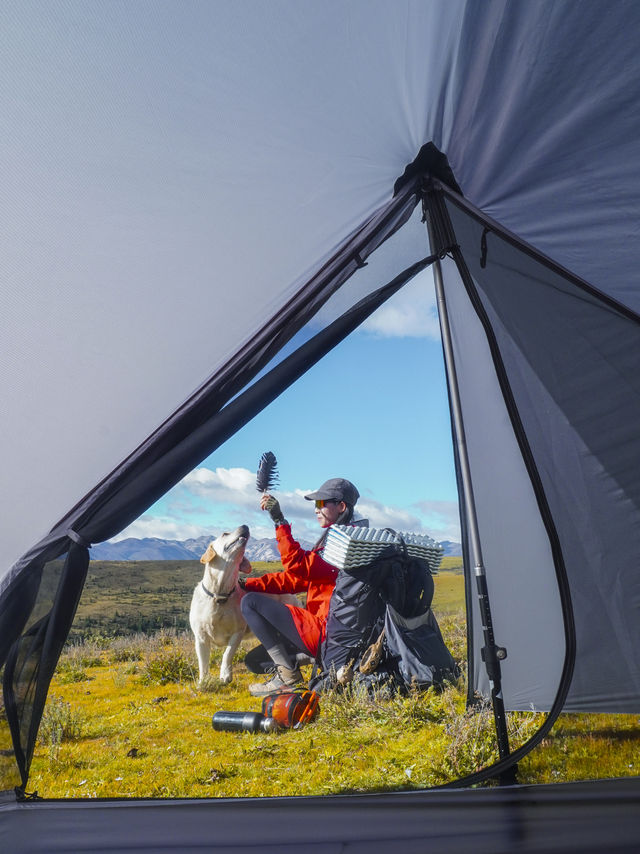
90, 534, 461, 561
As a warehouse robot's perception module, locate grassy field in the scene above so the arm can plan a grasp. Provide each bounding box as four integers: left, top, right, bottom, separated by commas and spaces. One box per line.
27, 559, 639, 798
65, 556, 463, 638
64, 558, 293, 638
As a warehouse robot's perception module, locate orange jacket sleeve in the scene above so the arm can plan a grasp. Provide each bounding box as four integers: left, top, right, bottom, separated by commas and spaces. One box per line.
243, 523, 337, 599
243, 564, 308, 595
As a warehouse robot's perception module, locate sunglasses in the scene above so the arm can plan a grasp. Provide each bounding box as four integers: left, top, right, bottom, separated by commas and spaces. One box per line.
314, 499, 341, 509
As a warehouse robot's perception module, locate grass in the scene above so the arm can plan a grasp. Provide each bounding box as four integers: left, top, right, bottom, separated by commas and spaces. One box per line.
26, 566, 639, 799
63, 559, 289, 638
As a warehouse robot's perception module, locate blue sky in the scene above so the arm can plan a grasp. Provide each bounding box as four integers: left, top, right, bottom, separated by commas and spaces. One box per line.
114, 269, 462, 547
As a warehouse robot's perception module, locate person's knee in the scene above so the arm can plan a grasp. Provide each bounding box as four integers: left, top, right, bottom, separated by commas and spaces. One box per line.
241, 592, 259, 618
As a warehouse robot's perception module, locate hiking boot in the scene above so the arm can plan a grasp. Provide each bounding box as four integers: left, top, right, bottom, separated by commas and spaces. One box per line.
248, 664, 304, 697
244, 646, 314, 675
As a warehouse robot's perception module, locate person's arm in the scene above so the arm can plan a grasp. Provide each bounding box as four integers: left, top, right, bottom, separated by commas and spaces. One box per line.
276, 524, 337, 582
242, 522, 310, 594
244, 523, 332, 593
243, 564, 307, 595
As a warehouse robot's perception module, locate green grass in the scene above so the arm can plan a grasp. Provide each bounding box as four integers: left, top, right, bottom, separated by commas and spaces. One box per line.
26, 566, 639, 798
72, 558, 461, 637
66, 559, 288, 638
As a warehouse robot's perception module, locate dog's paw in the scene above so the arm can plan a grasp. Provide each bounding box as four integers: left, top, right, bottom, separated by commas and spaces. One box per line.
219, 671, 233, 684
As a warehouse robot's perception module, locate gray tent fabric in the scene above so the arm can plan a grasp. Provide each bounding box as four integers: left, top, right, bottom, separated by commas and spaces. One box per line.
2, 0, 640, 848
3, 779, 640, 854
0, 183, 428, 791
437, 250, 568, 713
442, 191, 640, 713
2, 0, 640, 579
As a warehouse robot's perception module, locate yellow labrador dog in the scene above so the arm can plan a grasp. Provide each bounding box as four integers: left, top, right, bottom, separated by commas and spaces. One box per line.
189, 525, 297, 684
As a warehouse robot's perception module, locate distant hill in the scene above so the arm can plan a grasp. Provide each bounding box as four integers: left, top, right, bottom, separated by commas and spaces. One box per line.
91, 535, 297, 562
439, 540, 463, 557
90, 537, 201, 561
91, 534, 462, 561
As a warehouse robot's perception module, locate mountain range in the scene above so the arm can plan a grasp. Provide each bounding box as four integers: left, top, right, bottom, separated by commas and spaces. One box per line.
90, 535, 462, 561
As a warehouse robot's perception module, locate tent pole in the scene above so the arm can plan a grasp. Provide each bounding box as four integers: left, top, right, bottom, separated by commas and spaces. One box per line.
425, 209, 515, 777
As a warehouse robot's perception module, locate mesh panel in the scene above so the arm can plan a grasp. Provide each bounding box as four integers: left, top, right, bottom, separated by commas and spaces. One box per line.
2, 546, 89, 789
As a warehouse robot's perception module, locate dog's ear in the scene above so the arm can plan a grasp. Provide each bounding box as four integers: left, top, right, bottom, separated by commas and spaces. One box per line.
200, 543, 217, 564
239, 557, 252, 574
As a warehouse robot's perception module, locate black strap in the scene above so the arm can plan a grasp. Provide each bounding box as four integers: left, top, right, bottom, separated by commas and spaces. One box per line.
480, 227, 490, 268
66, 528, 92, 548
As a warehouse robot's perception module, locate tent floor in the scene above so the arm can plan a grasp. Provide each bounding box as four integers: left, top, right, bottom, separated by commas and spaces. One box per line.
2, 777, 640, 853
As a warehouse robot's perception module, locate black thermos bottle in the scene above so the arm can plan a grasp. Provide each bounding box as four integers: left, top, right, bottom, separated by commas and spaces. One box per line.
212, 711, 278, 733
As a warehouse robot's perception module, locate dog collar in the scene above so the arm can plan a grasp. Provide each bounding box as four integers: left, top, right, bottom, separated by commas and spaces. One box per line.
201, 581, 236, 603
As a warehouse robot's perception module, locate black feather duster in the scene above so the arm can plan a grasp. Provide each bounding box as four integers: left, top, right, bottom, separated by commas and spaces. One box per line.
256, 451, 279, 493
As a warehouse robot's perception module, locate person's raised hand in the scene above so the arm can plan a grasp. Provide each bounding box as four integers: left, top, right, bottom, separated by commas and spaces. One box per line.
261, 493, 285, 525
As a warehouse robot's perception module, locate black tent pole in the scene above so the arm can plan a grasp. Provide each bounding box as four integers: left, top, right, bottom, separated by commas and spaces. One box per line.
425, 196, 515, 782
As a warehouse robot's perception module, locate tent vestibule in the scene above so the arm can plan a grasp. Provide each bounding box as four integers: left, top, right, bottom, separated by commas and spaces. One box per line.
2, 2, 640, 850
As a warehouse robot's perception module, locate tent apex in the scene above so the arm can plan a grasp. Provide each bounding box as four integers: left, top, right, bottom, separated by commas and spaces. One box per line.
393, 142, 462, 198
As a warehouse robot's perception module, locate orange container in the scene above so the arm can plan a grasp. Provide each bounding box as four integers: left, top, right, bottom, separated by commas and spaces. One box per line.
261, 690, 320, 728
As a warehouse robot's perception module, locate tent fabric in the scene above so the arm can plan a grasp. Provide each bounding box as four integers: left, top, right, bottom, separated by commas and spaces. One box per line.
0, 181, 419, 596
3, 778, 640, 854
436, 250, 569, 713
2, 0, 640, 579
2, 249, 437, 789
441, 190, 640, 712
1, 0, 640, 828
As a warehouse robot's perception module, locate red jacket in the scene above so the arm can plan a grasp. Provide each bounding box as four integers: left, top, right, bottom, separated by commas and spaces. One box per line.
243, 523, 338, 656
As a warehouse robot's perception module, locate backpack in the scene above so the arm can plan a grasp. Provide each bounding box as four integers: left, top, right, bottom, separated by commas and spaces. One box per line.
313, 534, 459, 693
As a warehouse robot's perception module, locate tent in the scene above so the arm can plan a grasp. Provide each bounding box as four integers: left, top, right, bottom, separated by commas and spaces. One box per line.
2, 0, 640, 849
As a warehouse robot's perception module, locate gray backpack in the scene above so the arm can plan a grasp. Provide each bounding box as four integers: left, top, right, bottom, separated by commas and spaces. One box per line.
314, 536, 459, 693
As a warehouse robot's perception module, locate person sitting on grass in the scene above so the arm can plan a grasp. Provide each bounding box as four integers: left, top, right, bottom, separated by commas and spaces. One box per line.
240, 477, 365, 696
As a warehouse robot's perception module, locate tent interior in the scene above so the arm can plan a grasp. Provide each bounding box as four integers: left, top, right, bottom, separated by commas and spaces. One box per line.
2, 1, 640, 850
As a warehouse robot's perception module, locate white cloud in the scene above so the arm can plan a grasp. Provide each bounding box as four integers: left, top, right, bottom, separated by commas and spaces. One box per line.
110, 515, 208, 542
360, 269, 441, 339
182, 466, 255, 502
114, 467, 322, 546
111, 467, 460, 546
356, 497, 460, 542
355, 499, 424, 532
180, 466, 316, 521
411, 499, 461, 542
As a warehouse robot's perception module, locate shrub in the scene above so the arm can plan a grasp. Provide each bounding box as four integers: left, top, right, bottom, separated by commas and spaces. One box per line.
439, 697, 540, 781
38, 696, 84, 745
111, 667, 130, 689
108, 634, 148, 663
437, 613, 467, 664
56, 662, 92, 684
63, 640, 102, 663
140, 648, 195, 685
56, 640, 103, 683
318, 679, 464, 733
441, 699, 498, 779
38, 696, 84, 763
195, 674, 227, 694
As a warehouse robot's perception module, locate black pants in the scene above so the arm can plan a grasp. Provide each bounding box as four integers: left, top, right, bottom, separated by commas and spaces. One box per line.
241, 593, 309, 672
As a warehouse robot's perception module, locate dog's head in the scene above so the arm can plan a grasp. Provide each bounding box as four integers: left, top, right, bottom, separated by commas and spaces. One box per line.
200, 525, 251, 573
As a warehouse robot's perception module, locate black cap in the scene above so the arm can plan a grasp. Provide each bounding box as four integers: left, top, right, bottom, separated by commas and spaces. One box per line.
304, 478, 360, 506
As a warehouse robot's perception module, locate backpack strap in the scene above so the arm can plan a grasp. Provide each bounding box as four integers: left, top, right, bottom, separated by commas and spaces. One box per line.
359, 627, 386, 675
